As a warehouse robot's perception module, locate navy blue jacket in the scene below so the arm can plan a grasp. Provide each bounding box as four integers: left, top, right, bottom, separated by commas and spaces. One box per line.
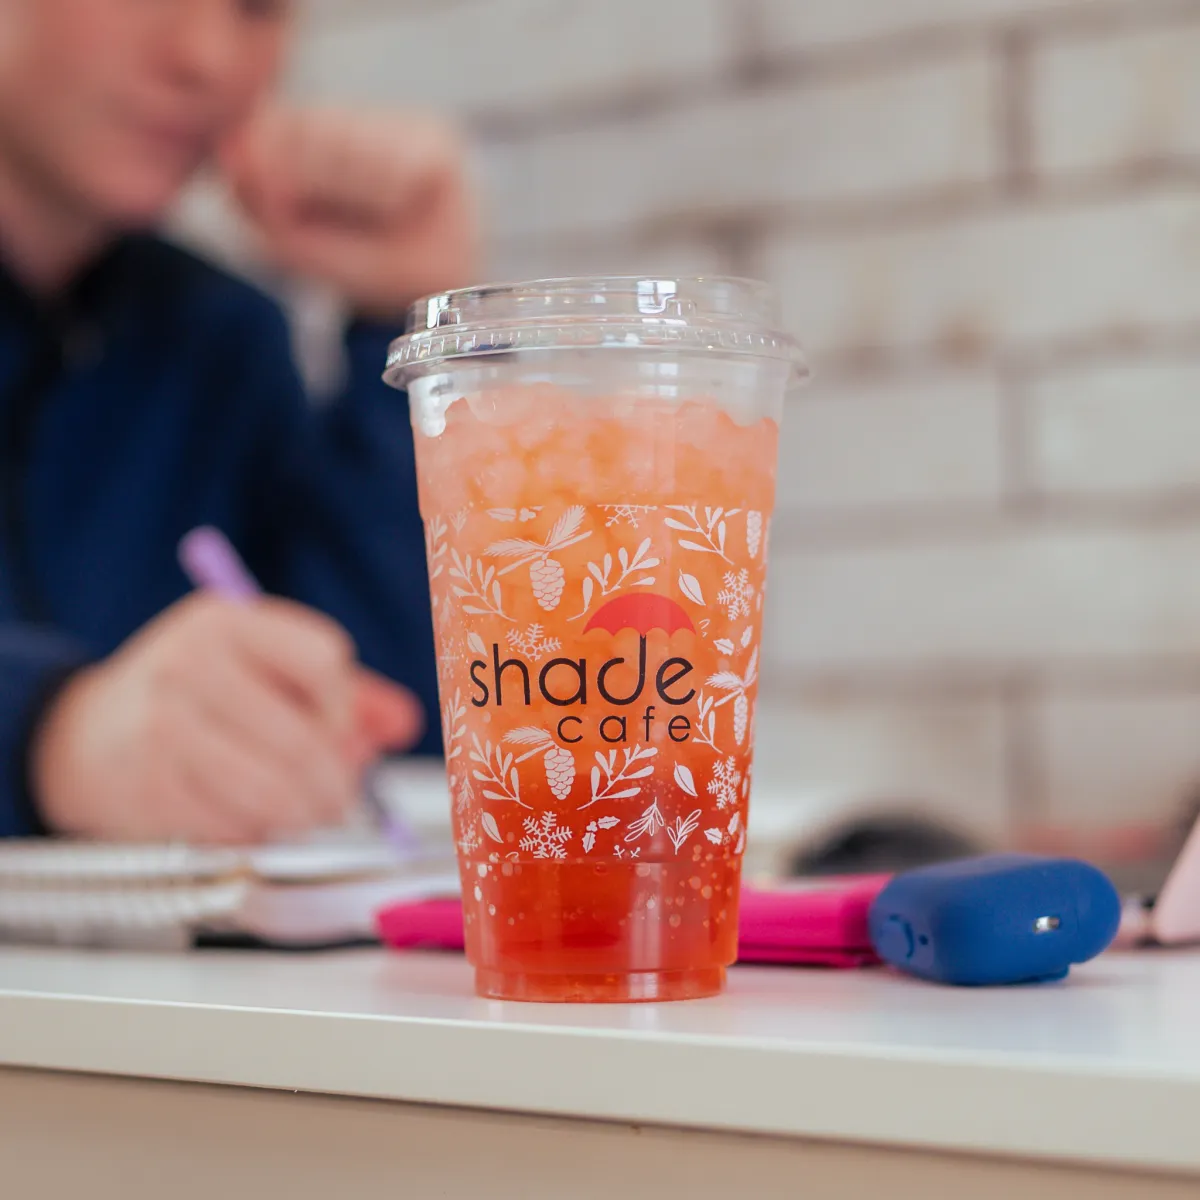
0, 235, 440, 837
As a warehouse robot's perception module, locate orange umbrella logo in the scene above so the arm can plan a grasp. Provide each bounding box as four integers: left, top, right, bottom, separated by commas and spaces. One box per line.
583, 593, 696, 637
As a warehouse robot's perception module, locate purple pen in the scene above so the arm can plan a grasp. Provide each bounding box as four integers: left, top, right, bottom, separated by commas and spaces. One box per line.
178, 526, 422, 858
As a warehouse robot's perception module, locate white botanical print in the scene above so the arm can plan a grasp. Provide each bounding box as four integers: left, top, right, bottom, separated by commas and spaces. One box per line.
717, 568, 754, 621
450, 550, 513, 621
625, 801, 665, 843
582, 745, 659, 810
569, 538, 659, 621
666, 810, 702, 854
520, 813, 572, 859
664, 505, 741, 564
506, 624, 562, 660
485, 507, 592, 612
707, 757, 742, 810
583, 815, 620, 853
503, 727, 577, 802
469, 734, 529, 808
746, 511, 763, 558
707, 647, 758, 746
425, 516, 448, 582
601, 504, 658, 529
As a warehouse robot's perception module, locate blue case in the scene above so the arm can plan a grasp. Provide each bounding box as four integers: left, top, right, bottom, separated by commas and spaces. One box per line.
867, 854, 1121, 986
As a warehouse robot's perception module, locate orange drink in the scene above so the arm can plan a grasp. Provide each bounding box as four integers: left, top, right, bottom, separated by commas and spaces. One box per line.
386, 277, 805, 1001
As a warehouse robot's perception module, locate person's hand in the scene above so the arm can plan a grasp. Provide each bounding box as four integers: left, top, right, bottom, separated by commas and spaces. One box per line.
30, 594, 423, 845
220, 107, 477, 320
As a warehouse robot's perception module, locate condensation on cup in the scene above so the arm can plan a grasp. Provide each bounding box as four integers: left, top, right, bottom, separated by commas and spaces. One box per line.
385, 276, 807, 1002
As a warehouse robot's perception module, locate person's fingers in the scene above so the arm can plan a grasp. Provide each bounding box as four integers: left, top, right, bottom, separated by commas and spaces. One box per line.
175, 713, 320, 844
217, 597, 358, 737
137, 744, 250, 846
190, 650, 357, 827
355, 669, 426, 753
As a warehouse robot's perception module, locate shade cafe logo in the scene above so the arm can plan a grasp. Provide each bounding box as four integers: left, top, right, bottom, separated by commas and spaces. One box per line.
468, 593, 702, 747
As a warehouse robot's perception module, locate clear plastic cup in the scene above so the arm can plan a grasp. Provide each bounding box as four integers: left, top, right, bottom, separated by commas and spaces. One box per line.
385, 276, 806, 1002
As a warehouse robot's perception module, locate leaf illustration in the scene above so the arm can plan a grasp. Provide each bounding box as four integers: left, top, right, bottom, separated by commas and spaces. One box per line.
590, 765, 601, 794
625, 802, 665, 842
728, 812, 741, 835
504, 727, 554, 747
741, 627, 753, 648
679, 539, 716, 554
664, 518, 692, 532
678, 572, 705, 606
714, 638, 735, 655
673, 763, 698, 798
467, 632, 487, 656
481, 813, 503, 843
597, 816, 620, 830
486, 537, 543, 558
488, 508, 517, 522
581, 576, 594, 608
707, 671, 745, 691
606, 788, 643, 801
667, 810, 702, 853
583, 830, 596, 853
547, 506, 586, 547
705, 829, 723, 845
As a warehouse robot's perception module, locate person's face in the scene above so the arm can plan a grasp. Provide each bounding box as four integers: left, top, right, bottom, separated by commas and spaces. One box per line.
0, 0, 291, 226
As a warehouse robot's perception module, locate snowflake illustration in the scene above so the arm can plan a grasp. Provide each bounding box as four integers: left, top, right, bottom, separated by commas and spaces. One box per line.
707, 757, 743, 810
601, 504, 658, 529
506, 623, 562, 661
717, 569, 754, 621
519, 812, 573, 859
457, 820, 481, 856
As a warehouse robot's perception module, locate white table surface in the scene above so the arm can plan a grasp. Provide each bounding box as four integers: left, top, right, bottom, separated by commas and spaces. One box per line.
0, 945, 1197, 1175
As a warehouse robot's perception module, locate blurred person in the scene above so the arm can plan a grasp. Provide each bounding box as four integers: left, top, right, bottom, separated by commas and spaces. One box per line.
0, 0, 476, 843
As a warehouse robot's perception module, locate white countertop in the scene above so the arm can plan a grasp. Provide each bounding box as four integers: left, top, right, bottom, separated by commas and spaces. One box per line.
0, 946, 1198, 1174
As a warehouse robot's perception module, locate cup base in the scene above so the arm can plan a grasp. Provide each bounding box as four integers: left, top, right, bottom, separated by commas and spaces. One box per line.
474, 965, 726, 1004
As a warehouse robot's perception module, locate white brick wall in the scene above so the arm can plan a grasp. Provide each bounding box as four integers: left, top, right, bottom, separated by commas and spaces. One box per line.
1030, 692, 1200, 828
482, 231, 730, 288
291, 0, 732, 119
765, 191, 1200, 360
1034, 16, 1200, 176
754, 0, 1113, 51
769, 523, 1200, 672
754, 697, 1010, 839
1026, 358, 1200, 498
777, 370, 1004, 514
268, 0, 1200, 836
481, 53, 1000, 242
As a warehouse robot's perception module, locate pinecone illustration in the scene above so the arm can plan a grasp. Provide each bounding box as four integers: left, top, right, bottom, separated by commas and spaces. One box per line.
707, 647, 758, 749
734, 693, 749, 746
485, 506, 589, 614
530, 557, 566, 611
544, 745, 576, 800
746, 511, 763, 558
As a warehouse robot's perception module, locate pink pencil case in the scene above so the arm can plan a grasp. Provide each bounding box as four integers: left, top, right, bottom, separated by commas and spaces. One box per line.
377, 876, 889, 968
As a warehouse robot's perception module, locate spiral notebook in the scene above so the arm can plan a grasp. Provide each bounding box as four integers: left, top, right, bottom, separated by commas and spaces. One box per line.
0, 837, 459, 951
